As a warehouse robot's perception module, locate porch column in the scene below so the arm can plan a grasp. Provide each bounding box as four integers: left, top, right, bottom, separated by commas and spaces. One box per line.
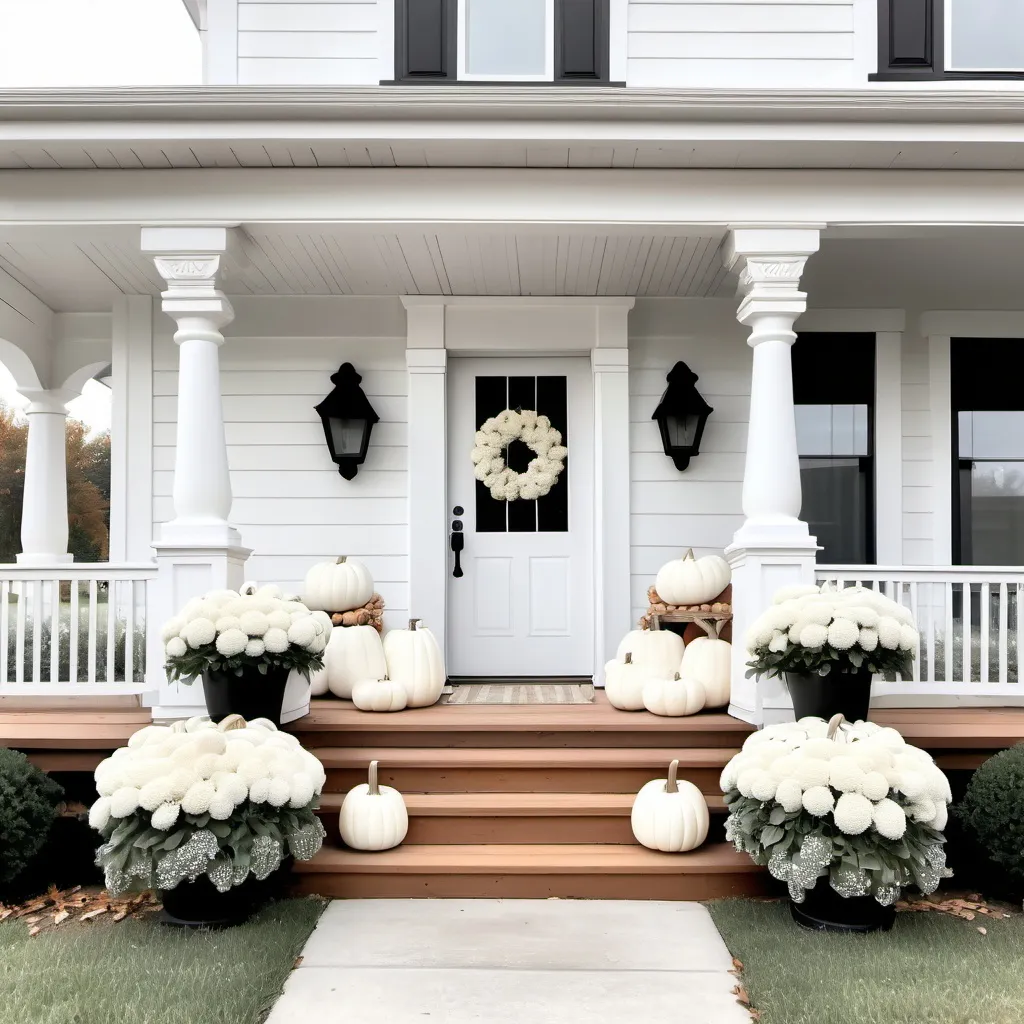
16, 389, 76, 565
142, 227, 250, 718
722, 228, 821, 726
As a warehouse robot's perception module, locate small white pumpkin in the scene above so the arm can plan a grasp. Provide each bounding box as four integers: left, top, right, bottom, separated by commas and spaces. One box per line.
679, 621, 732, 709
323, 624, 387, 699
383, 619, 445, 708
352, 678, 408, 713
604, 652, 648, 711
654, 548, 731, 607
642, 673, 706, 718
631, 758, 710, 853
339, 760, 408, 852
615, 628, 684, 679
309, 664, 329, 697
303, 556, 374, 613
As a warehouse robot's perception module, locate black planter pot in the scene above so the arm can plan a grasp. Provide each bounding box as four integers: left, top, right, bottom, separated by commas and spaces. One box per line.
159, 860, 293, 929
785, 667, 873, 722
790, 880, 896, 934
202, 664, 290, 727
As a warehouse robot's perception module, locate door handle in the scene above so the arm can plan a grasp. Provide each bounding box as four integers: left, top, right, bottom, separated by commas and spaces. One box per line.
451, 520, 464, 578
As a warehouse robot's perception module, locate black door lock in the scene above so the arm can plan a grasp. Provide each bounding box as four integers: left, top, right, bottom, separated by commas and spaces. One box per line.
451, 519, 464, 578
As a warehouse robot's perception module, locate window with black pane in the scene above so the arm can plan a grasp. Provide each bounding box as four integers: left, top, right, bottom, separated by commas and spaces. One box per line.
792, 333, 876, 564
952, 339, 1024, 566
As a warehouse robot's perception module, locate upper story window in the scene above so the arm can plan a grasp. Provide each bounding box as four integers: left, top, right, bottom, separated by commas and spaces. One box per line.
392, 0, 610, 84
875, 0, 1024, 80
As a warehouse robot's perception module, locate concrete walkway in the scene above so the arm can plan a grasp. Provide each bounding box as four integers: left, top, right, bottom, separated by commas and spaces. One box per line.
267, 899, 749, 1024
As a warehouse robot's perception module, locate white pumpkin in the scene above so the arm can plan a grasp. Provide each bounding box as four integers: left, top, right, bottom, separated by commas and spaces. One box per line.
654, 548, 731, 607
630, 759, 710, 853
616, 628, 684, 678
339, 760, 408, 852
309, 664, 329, 697
642, 673, 706, 718
352, 678, 408, 713
303, 556, 374, 613
603, 652, 648, 711
323, 624, 387, 699
383, 619, 445, 708
679, 626, 732, 709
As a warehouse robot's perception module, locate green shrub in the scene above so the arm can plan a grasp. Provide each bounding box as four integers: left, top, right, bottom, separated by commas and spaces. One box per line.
0, 748, 64, 886
957, 744, 1024, 885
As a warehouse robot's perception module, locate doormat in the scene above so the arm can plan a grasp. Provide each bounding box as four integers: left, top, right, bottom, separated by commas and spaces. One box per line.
443, 683, 594, 705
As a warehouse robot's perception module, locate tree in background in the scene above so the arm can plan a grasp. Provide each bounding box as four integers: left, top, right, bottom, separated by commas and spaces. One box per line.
0, 401, 110, 563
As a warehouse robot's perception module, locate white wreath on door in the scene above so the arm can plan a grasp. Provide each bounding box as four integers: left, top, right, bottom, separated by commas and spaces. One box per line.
470, 409, 568, 501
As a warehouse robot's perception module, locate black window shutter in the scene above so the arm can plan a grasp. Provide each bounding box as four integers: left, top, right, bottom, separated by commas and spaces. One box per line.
876, 0, 939, 76
395, 0, 456, 81
556, 0, 609, 81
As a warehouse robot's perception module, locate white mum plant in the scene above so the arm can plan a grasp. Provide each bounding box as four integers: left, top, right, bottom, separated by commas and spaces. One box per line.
746, 583, 920, 681
162, 584, 331, 684
89, 715, 327, 895
722, 715, 952, 906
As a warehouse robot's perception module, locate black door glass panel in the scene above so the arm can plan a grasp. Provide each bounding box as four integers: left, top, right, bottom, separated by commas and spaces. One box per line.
958, 411, 1024, 459
475, 375, 509, 534
507, 376, 538, 533
800, 458, 871, 564
536, 375, 569, 533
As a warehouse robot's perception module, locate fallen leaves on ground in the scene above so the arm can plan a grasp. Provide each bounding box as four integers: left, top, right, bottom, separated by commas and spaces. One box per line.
733, 981, 761, 1020
896, 894, 1011, 922
0, 885, 162, 935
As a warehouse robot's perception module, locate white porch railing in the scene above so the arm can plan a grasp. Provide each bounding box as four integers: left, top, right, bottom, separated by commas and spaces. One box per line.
816, 565, 1024, 704
0, 563, 159, 695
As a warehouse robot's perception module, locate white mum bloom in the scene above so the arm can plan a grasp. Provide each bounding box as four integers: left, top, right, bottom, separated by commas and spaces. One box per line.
287, 618, 317, 648
151, 801, 181, 831
214, 616, 242, 633
750, 771, 778, 802
768, 632, 789, 654
109, 787, 142, 818
216, 628, 249, 657
801, 603, 836, 627
775, 778, 804, 813
182, 617, 217, 649
773, 585, 821, 604
208, 791, 236, 820
792, 758, 831, 788
802, 786, 835, 817
165, 637, 187, 659
798, 624, 829, 650
161, 617, 185, 642
872, 798, 907, 840
239, 611, 270, 637
859, 628, 879, 652
249, 778, 272, 804
844, 605, 880, 628
139, 778, 174, 811
909, 798, 937, 824
267, 778, 292, 807
896, 770, 927, 801
266, 610, 292, 632
828, 756, 865, 793
746, 623, 777, 650
877, 617, 902, 650
932, 802, 949, 831
245, 639, 266, 658
89, 797, 112, 831
833, 792, 874, 835
860, 771, 890, 801
827, 617, 861, 651
181, 780, 216, 816
264, 627, 290, 654
898, 625, 919, 652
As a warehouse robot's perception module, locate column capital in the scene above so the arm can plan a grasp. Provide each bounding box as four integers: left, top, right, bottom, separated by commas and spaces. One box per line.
15, 388, 77, 415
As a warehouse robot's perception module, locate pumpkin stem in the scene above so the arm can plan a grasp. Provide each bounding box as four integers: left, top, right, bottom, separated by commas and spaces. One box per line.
624, 652, 632, 665
368, 760, 380, 796
683, 548, 695, 560
673, 672, 681, 681
827, 714, 846, 740
665, 758, 679, 794
409, 618, 420, 631
336, 556, 348, 564
217, 714, 247, 732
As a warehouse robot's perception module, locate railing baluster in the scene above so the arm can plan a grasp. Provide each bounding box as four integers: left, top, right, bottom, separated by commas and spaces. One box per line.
125, 579, 136, 685
909, 582, 920, 683
998, 582, 1009, 686
963, 581, 973, 685
1017, 584, 1024, 690
14, 584, 25, 684
69, 578, 79, 684
87, 579, 98, 684
926, 580, 936, 686
0, 579, 9, 685
944, 581, 954, 684
49, 578, 60, 685
30, 580, 42, 684
980, 582, 991, 685
106, 579, 117, 683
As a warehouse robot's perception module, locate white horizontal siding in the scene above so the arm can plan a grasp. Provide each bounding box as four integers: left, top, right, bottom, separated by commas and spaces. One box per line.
238, 58, 380, 84
152, 326, 409, 627
627, 0, 856, 88
902, 332, 935, 566
628, 304, 751, 626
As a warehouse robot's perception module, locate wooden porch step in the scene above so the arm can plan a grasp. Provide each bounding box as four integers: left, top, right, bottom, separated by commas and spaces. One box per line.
293, 842, 770, 900
0, 709, 151, 750
293, 694, 753, 749
315, 746, 732, 795
316, 791, 728, 846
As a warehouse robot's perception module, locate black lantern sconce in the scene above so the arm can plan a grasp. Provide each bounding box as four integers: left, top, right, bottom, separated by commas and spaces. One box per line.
315, 363, 380, 480
652, 361, 714, 472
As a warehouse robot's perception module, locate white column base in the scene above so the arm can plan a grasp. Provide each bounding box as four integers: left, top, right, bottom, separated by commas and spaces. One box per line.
15, 553, 74, 565
148, 540, 251, 715
726, 533, 818, 727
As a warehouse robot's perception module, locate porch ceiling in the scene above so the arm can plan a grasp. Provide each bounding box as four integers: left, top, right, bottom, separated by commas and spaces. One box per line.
0, 225, 731, 311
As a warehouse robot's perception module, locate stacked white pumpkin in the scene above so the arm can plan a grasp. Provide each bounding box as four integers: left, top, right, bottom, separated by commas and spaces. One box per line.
303, 556, 445, 712
606, 549, 733, 717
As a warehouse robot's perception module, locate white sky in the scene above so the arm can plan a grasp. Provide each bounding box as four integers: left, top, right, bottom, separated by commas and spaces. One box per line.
0, 0, 201, 430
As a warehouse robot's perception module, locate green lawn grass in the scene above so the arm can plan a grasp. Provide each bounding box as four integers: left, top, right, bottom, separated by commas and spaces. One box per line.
0, 897, 325, 1024
708, 899, 1024, 1024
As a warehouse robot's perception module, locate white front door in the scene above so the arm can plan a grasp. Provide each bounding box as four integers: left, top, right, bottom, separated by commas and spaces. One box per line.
446, 357, 594, 678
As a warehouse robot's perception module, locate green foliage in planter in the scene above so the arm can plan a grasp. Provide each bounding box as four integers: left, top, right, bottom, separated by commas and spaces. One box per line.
165, 643, 323, 685
0, 747, 65, 886
956, 744, 1024, 885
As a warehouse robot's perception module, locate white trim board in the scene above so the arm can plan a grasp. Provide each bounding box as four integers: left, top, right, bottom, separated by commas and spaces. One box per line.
920, 310, 1024, 338
798, 308, 906, 333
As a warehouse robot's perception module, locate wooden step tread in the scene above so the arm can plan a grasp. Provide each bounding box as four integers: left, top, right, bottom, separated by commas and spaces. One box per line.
298, 693, 752, 735
316, 792, 727, 815
296, 842, 757, 875
314, 746, 733, 769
